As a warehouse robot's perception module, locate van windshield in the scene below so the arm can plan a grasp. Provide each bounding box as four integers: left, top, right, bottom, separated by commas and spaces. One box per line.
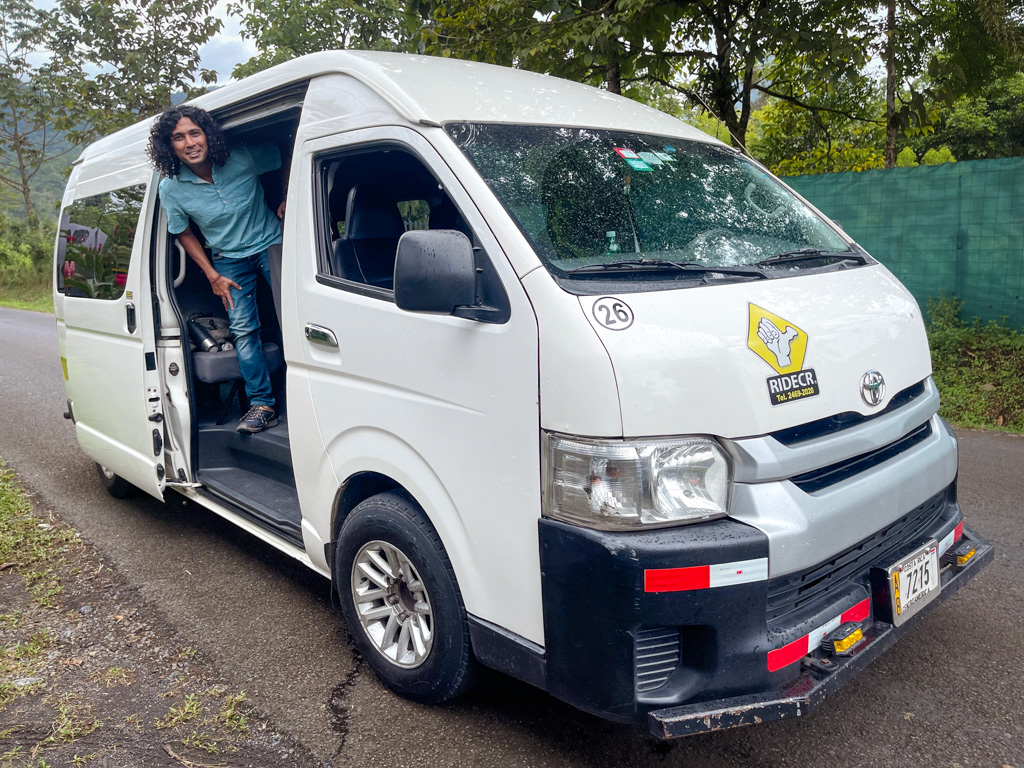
445, 124, 852, 281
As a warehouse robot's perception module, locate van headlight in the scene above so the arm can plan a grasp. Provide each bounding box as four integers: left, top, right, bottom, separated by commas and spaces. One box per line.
543, 433, 731, 530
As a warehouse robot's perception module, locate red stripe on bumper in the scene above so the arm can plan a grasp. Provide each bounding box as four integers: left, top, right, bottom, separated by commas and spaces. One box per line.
954, 520, 964, 542
767, 636, 807, 672
841, 598, 870, 623
644, 565, 710, 593
768, 598, 871, 672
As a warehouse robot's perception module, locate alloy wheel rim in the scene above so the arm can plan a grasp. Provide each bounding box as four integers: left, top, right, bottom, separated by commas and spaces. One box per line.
351, 540, 433, 668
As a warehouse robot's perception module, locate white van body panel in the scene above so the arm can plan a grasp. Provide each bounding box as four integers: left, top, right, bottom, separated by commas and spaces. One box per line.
60, 171, 166, 499
73, 51, 721, 172
578, 265, 931, 439
289, 125, 544, 643
521, 269, 622, 437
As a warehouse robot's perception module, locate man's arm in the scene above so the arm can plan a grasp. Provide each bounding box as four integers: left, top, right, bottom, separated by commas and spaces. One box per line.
176, 226, 241, 310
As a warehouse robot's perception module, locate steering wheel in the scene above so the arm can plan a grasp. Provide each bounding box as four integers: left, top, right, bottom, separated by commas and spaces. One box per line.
745, 182, 786, 217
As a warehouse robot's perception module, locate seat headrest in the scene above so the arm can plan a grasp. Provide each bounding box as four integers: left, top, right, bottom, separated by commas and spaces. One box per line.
345, 185, 405, 241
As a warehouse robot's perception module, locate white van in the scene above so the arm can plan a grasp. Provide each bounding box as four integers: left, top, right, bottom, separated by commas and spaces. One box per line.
53, 51, 992, 738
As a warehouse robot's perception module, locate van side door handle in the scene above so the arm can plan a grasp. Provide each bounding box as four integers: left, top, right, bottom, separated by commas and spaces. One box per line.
126, 302, 137, 334
304, 324, 338, 347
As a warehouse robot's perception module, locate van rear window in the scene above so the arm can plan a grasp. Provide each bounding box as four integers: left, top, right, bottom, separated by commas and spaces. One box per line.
57, 184, 147, 300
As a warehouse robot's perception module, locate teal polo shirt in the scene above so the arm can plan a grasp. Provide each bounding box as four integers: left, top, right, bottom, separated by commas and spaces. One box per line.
159, 144, 282, 260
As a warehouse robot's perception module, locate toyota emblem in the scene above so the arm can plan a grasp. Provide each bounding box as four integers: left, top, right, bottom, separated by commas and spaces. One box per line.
860, 370, 886, 407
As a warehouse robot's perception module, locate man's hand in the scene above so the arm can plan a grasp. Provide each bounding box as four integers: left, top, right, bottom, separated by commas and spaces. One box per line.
176, 227, 242, 310
277, 199, 286, 220
210, 273, 241, 311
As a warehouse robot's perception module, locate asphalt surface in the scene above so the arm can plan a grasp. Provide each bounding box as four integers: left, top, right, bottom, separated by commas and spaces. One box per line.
0, 305, 1021, 768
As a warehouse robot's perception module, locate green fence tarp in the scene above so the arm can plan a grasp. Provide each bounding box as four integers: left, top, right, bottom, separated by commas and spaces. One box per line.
786, 157, 1024, 328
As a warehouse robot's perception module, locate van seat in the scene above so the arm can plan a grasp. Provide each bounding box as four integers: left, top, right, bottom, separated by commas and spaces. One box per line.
192, 342, 283, 424
192, 343, 283, 386
331, 185, 404, 287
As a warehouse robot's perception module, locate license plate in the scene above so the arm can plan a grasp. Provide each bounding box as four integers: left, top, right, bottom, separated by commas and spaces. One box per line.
888, 541, 940, 626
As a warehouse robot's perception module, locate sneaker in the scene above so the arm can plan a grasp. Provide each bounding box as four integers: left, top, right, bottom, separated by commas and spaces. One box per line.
237, 404, 278, 434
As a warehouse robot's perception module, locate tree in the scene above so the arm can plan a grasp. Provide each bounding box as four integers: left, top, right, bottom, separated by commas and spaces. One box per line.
44, 0, 223, 144
419, 1, 879, 148
418, 0, 686, 96
871, 0, 1024, 167
228, 0, 413, 77
0, 0, 75, 220
747, 78, 886, 176
909, 72, 1024, 160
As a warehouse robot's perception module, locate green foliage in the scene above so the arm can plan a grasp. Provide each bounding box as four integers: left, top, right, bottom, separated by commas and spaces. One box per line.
750, 89, 885, 176
921, 145, 956, 164
228, 0, 412, 78
910, 73, 1024, 161
43, 0, 223, 143
773, 143, 884, 176
0, 212, 52, 289
417, 1, 879, 147
896, 146, 919, 166
927, 295, 1024, 432
417, 0, 684, 94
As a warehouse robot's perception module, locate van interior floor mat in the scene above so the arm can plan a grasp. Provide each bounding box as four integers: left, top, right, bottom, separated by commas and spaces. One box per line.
195, 415, 301, 542
199, 466, 302, 543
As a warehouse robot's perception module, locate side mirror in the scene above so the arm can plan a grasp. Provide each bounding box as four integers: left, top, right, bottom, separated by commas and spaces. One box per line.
394, 230, 476, 314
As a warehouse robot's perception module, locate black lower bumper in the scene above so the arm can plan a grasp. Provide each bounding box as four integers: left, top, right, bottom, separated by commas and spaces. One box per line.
647, 525, 993, 738
534, 484, 991, 734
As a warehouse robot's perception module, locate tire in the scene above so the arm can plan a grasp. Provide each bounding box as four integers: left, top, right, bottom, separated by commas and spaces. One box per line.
96, 463, 133, 499
335, 490, 476, 704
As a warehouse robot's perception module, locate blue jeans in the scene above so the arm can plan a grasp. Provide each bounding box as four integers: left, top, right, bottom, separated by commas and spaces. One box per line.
215, 249, 274, 408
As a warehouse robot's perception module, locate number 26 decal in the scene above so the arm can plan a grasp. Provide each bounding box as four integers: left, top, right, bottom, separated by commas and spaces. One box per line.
592, 297, 634, 330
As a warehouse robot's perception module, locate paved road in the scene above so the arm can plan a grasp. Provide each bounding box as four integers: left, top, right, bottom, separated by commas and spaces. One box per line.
1, 305, 1021, 768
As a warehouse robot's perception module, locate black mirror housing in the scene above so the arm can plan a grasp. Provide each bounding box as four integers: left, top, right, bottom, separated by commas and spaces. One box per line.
394, 230, 477, 314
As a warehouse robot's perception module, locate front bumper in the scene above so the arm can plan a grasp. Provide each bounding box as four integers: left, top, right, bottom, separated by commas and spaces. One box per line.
538, 485, 992, 736
648, 524, 993, 738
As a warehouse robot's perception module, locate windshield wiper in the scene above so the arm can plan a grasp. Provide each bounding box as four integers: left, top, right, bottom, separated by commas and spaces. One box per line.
756, 249, 866, 267
567, 259, 769, 279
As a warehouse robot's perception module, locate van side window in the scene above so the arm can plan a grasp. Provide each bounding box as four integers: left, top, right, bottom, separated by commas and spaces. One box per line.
315, 147, 473, 293
58, 184, 147, 300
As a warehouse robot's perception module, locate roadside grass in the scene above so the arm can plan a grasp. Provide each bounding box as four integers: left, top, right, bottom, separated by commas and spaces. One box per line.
927, 296, 1024, 433
0, 281, 52, 314
0, 463, 304, 766
0, 466, 75, 615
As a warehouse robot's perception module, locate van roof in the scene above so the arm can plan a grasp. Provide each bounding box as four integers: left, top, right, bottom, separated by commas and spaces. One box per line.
79, 51, 723, 164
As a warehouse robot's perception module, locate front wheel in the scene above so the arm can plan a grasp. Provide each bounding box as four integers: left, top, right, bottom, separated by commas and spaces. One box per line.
96, 463, 133, 499
335, 490, 476, 703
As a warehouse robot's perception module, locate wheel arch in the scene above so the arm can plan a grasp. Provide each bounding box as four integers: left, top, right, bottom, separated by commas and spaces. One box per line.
320, 429, 481, 618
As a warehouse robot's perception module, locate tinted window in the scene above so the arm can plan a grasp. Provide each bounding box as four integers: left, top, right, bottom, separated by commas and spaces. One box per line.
317, 147, 471, 291
58, 184, 146, 300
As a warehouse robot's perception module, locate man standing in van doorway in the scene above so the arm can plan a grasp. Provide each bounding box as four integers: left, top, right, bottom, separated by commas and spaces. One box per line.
147, 106, 284, 434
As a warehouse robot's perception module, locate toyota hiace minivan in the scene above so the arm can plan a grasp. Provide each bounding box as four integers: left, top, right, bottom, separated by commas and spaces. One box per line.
53, 51, 992, 738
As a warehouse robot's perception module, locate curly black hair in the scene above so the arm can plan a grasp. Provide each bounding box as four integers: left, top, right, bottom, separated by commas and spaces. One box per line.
146, 105, 230, 178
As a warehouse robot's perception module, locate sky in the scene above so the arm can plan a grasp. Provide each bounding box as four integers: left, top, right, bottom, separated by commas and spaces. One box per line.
199, 0, 259, 83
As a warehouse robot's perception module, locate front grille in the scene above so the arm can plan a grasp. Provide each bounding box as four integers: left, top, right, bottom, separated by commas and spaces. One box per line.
790, 421, 932, 493
635, 628, 681, 693
771, 380, 926, 446
766, 489, 949, 623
